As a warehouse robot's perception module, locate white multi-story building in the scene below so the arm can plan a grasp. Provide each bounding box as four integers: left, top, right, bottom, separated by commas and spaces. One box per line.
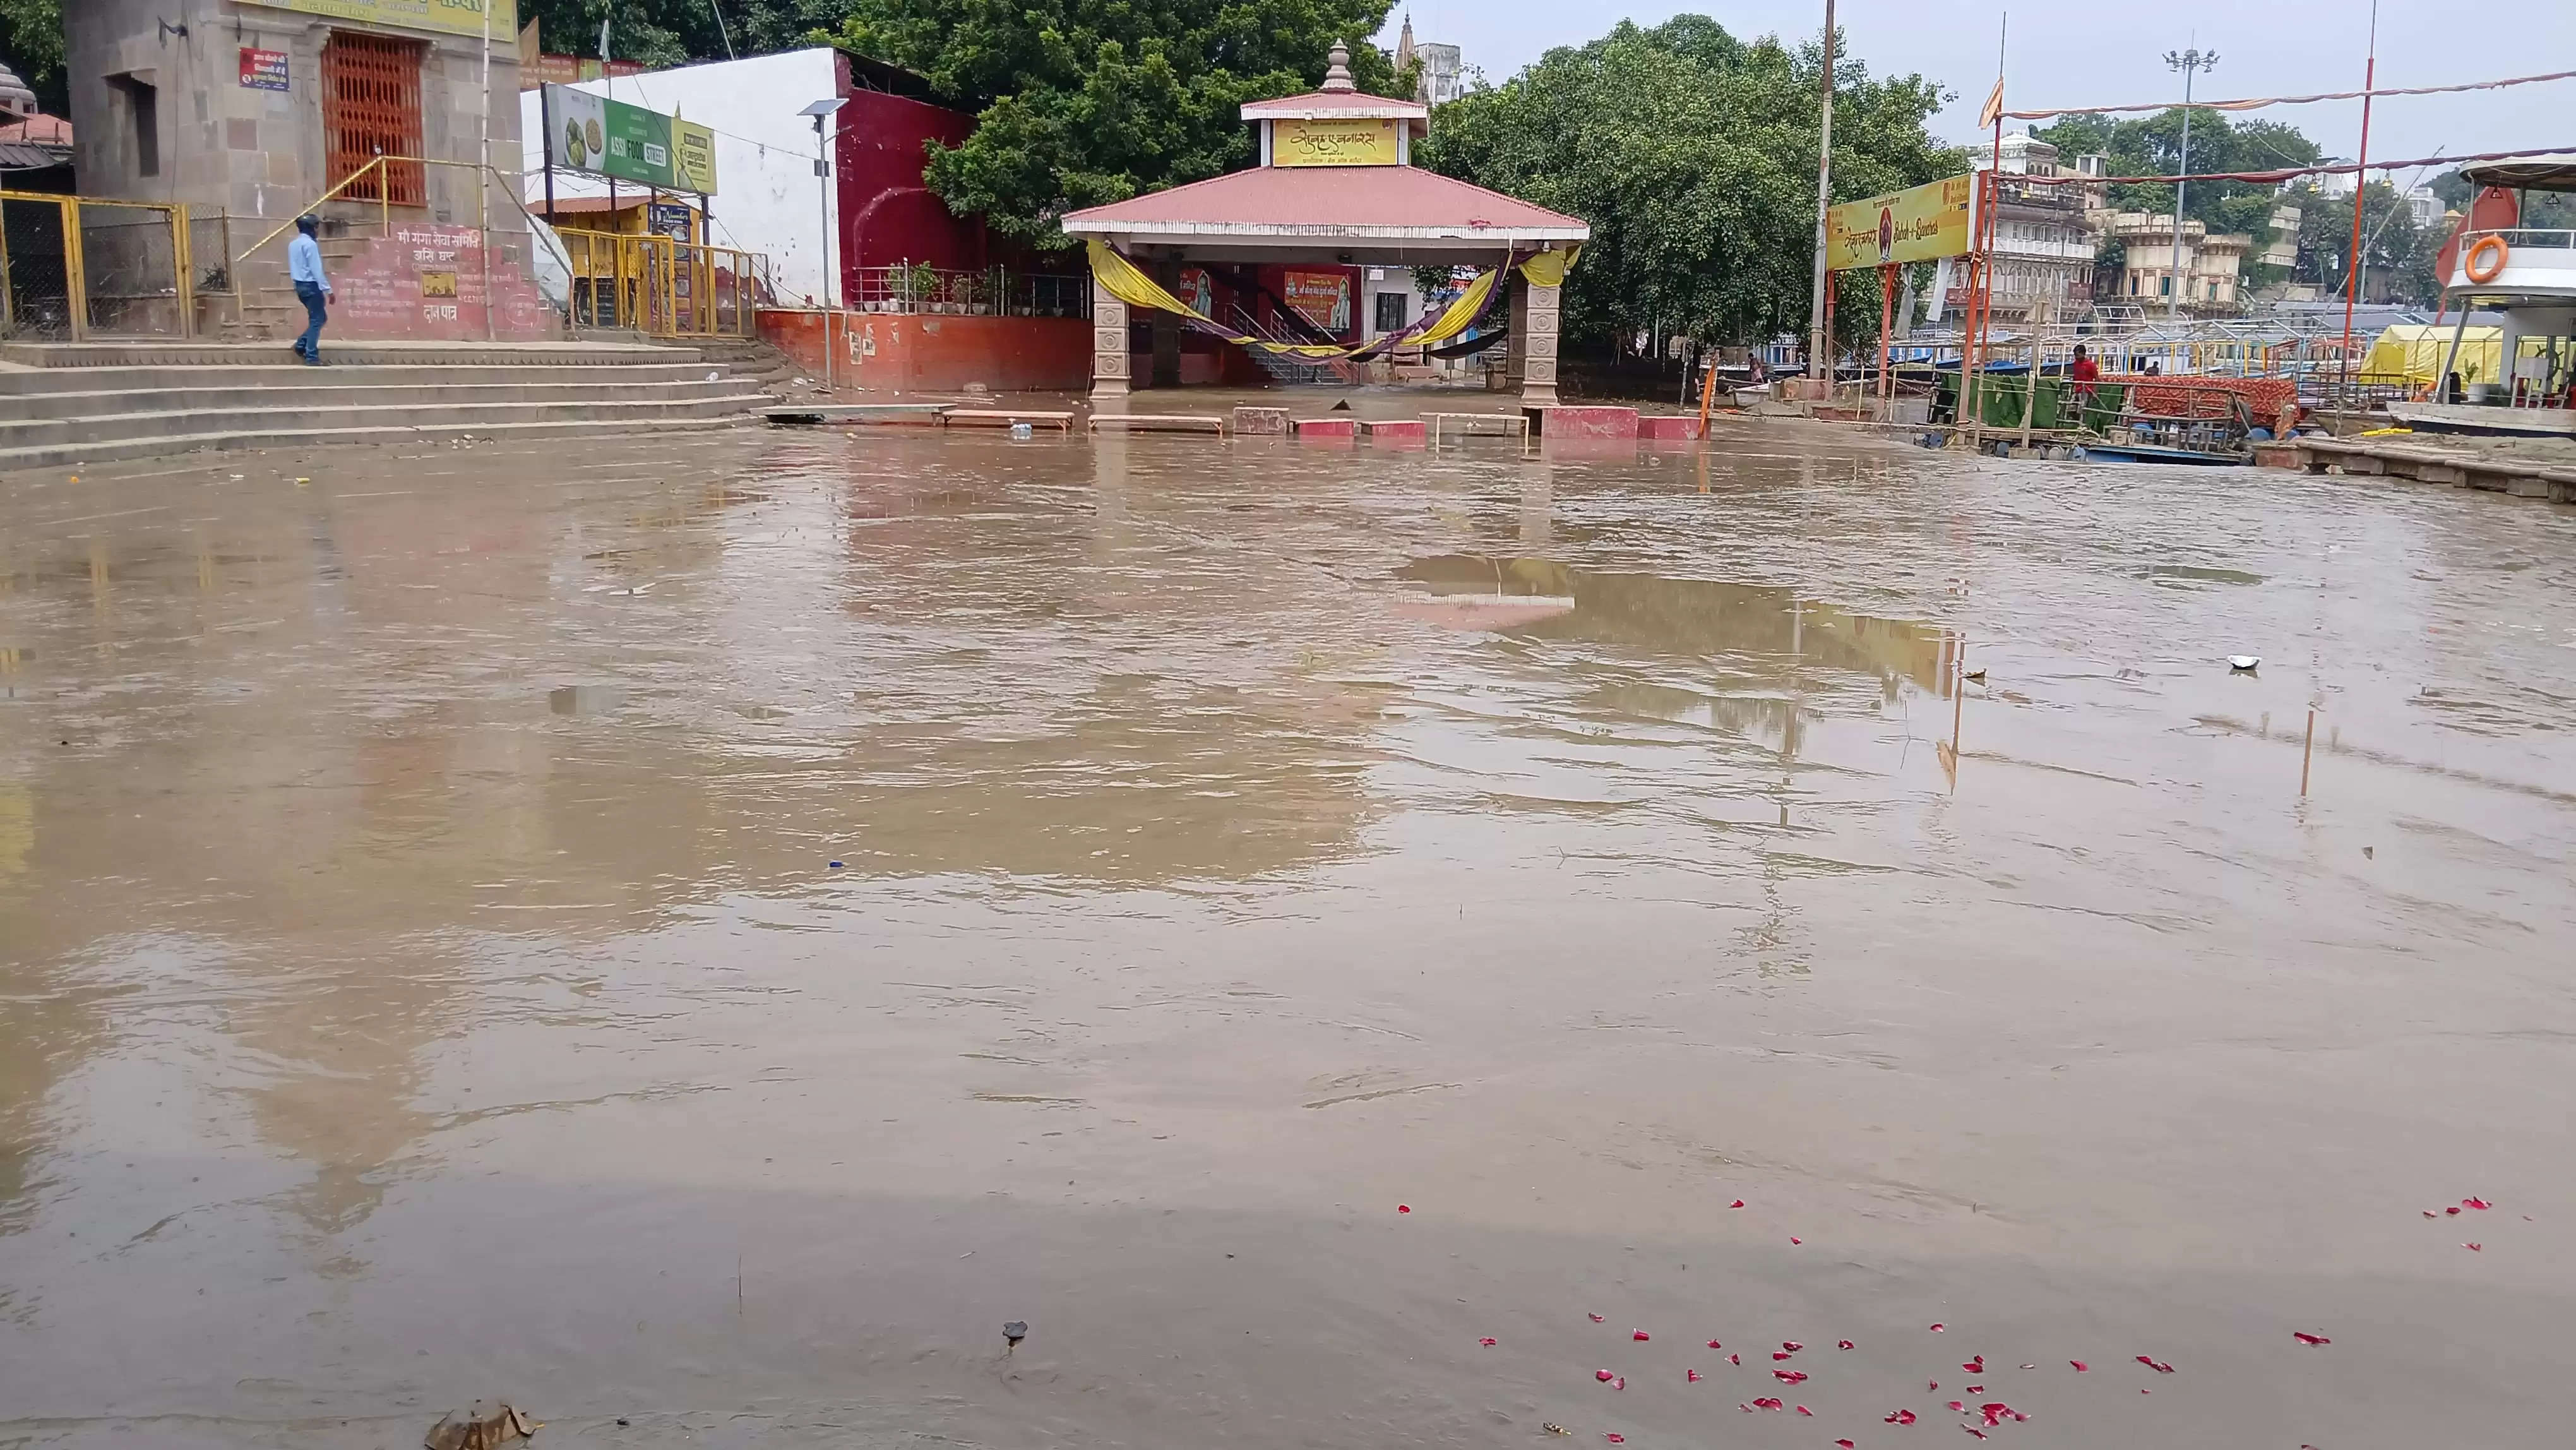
1959, 132, 2102, 324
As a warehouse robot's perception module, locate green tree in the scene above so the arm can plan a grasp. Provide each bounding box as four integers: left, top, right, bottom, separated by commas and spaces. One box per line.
520, 1, 863, 68
823, 0, 1399, 245
1418, 17, 1957, 351
2284, 179, 2426, 304
2032, 109, 2319, 236
0, 0, 64, 114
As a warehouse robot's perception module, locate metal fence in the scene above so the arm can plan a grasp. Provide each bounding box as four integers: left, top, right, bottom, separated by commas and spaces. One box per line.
0, 193, 197, 340
555, 228, 771, 337
848, 263, 1089, 319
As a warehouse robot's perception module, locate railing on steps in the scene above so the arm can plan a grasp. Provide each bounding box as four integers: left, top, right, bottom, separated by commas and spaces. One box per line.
0, 191, 229, 342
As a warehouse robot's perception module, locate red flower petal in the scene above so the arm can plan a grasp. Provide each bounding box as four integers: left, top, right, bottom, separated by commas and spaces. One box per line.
1965, 1386, 1983, 1394
2070, 1361, 2088, 1372
1688, 1369, 1701, 1382
1775, 1353, 1794, 1362
1633, 1331, 1652, 1342
2464, 1197, 2491, 1210
2464, 1242, 2483, 1251
1961, 1430, 1986, 1441
1775, 1370, 1810, 1384
1784, 1342, 1804, 1352
2134, 1356, 2155, 1368
1839, 1340, 1856, 1350
1397, 1205, 1410, 1213
2291, 1333, 2329, 1346
1731, 1199, 1746, 1209
1614, 1377, 1626, 1391
1790, 1237, 1803, 1245
1590, 1314, 1606, 1323
1898, 1411, 1918, 1425
1839, 1441, 1857, 1447
1707, 1339, 1723, 1350
1947, 1402, 1965, 1413
2422, 1210, 2437, 1218
1604, 1435, 1624, 1444
1729, 1353, 1741, 1365
1597, 1370, 1614, 1382
1741, 1404, 1756, 1413
1796, 1405, 1813, 1416
1962, 1358, 1983, 1373
1928, 1324, 1945, 1333
1927, 1381, 1938, 1392
2446, 1206, 2462, 1216
1479, 1338, 1498, 1347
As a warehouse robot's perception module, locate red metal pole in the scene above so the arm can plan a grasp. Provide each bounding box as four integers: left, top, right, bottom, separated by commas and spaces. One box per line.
1880, 262, 1895, 410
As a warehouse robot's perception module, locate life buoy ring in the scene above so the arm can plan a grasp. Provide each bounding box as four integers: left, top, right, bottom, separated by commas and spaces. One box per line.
2464, 234, 2508, 284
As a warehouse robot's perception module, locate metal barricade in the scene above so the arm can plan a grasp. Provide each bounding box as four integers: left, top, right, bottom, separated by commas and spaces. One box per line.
0, 193, 196, 340
554, 229, 769, 338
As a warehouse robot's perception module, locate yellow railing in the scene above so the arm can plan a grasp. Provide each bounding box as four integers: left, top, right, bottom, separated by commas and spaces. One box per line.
0, 192, 196, 341
237, 156, 772, 342
553, 229, 768, 339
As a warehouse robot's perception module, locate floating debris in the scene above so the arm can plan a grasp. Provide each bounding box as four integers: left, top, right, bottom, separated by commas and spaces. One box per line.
423, 1403, 539, 1450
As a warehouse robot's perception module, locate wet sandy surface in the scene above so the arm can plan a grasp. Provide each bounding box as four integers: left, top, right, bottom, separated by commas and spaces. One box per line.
2, 422, 2573, 1448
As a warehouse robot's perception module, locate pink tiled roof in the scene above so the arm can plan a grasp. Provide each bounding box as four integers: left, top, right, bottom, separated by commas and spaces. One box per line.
0, 112, 70, 144
1242, 90, 1427, 120
1063, 165, 1588, 239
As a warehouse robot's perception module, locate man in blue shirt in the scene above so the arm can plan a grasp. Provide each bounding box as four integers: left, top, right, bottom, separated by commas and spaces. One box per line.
287, 214, 331, 364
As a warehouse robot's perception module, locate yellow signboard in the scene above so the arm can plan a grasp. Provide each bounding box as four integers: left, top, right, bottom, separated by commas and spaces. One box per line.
1825, 174, 1974, 272
235, 0, 517, 43
1273, 117, 1402, 167
672, 119, 717, 193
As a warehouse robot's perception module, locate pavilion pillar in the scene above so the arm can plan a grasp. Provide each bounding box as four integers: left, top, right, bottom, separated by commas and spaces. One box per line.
1150, 257, 1184, 388
1519, 274, 1563, 409
1090, 274, 1131, 404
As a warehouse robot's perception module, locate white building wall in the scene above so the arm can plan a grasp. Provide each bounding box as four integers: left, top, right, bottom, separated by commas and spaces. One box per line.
522, 48, 842, 304
1361, 267, 1421, 339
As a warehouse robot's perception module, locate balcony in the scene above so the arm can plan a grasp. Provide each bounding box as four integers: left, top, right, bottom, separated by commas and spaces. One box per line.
2449, 229, 2576, 297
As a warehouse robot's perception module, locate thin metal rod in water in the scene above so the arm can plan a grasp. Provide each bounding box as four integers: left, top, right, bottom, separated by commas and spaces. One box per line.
2301, 709, 2316, 795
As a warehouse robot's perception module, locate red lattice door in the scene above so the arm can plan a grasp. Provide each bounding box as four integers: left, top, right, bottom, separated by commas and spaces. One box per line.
321, 32, 426, 207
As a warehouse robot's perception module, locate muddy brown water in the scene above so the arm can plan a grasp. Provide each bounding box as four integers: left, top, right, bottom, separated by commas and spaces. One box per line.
2, 421, 2572, 1447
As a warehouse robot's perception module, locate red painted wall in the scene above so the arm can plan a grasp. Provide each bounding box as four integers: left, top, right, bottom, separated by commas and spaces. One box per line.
760, 309, 1090, 393
331, 222, 554, 341
834, 56, 989, 283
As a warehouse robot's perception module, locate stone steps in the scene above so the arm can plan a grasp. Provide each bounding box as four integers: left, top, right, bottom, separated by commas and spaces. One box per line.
0, 411, 762, 471
0, 340, 772, 469
0, 392, 770, 450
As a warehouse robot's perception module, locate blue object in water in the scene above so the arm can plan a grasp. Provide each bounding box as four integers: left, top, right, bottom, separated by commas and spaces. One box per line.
828, 860, 845, 869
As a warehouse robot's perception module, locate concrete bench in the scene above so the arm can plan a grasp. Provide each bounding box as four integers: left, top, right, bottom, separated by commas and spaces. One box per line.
1090, 413, 1225, 434
943, 409, 1073, 431
1357, 418, 1426, 444
765, 403, 951, 426
1291, 417, 1357, 438
1233, 405, 1289, 436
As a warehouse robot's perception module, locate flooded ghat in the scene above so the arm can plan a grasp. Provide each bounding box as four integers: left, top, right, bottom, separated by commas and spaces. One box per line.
2, 423, 2572, 1448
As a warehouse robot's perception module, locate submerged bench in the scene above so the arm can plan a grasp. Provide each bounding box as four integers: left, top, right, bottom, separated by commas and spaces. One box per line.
1091, 414, 1226, 434
765, 403, 951, 426
943, 409, 1074, 431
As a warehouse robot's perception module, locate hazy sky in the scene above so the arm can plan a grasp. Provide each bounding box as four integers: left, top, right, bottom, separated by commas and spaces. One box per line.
1376, 1, 2576, 182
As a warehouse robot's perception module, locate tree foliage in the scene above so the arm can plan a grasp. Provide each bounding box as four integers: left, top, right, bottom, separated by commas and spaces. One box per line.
1417, 16, 1960, 349
825, 0, 1400, 245
521, 1, 859, 69
2032, 109, 2322, 243
2281, 179, 2433, 305
0, 0, 64, 114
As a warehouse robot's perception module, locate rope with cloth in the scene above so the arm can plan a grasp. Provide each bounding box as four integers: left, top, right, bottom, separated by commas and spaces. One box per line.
1085, 241, 1580, 362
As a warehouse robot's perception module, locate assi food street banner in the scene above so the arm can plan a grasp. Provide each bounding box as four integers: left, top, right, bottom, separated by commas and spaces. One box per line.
544, 85, 718, 195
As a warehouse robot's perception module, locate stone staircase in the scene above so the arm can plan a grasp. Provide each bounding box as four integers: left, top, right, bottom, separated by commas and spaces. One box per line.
0, 340, 775, 470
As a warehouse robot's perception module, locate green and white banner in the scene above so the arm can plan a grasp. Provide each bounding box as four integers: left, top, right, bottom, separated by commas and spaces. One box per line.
544, 84, 717, 195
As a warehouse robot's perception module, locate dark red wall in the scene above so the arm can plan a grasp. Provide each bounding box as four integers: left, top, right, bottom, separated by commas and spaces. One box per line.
834, 54, 988, 282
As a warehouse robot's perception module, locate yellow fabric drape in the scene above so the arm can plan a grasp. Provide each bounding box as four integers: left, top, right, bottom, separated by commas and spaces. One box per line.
2357, 323, 2507, 387
1083, 241, 1578, 359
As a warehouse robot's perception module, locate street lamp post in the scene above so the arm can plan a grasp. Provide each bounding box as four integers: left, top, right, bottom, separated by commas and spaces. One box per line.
2163, 47, 2217, 326
800, 96, 849, 389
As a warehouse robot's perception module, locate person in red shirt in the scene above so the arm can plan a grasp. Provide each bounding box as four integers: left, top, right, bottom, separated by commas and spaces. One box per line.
2069, 342, 2101, 406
